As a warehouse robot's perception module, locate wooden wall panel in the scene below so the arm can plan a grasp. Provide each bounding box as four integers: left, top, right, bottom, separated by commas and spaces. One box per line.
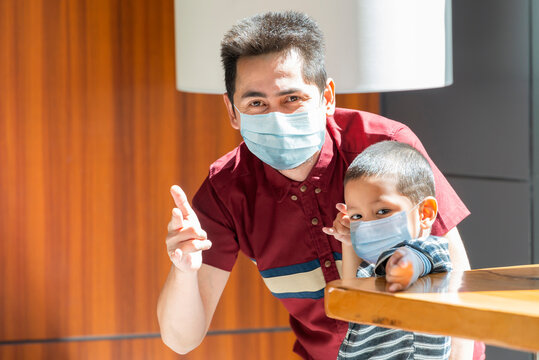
0, 332, 300, 360
0, 0, 379, 358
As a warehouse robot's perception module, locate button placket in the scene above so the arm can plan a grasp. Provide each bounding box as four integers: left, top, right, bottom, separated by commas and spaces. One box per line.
300, 183, 339, 282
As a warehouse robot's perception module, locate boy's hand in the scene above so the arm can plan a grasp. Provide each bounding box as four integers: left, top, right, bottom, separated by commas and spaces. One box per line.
322, 203, 351, 245
385, 247, 422, 292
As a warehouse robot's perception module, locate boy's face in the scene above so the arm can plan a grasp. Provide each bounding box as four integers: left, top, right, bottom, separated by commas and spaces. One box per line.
344, 176, 422, 238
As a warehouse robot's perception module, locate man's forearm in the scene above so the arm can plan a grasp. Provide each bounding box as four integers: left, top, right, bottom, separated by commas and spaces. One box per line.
444, 227, 471, 271
450, 337, 474, 360
443, 227, 475, 359
157, 266, 208, 354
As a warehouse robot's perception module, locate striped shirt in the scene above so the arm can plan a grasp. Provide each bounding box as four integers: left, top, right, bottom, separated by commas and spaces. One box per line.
338, 235, 452, 360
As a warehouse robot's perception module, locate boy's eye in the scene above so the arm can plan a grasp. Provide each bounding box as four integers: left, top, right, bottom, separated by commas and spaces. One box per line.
350, 214, 362, 220
376, 209, 391, 216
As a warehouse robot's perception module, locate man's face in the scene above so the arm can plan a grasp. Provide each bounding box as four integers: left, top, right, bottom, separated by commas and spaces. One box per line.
225, 49, 333, 129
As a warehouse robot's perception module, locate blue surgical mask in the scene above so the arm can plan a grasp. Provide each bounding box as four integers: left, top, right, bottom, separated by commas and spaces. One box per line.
350, 204, 420, 264
235, 106, 326, 170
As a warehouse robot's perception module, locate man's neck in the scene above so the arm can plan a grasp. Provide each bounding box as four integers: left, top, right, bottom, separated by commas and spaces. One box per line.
278, 151, 321, 182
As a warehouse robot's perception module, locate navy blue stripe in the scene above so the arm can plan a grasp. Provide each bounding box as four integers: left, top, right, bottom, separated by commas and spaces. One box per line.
259, 259, 321, 278
271, 288, 325, 299
333, 252, 342, 260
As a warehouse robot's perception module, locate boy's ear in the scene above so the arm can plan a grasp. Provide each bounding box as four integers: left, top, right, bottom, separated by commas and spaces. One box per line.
419, 197, 438, 230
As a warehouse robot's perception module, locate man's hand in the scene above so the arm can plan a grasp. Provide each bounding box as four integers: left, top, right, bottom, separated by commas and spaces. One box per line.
385, 247, 421, 292
322, 203, 351, 245
167, 185, 212, 273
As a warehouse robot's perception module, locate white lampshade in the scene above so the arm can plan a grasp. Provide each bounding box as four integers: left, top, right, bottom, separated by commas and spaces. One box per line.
174, 0, 452, 94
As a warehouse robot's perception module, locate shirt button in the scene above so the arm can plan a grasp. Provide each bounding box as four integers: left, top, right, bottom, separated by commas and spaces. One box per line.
291, 195, 298, 201
324, 260, 332, 268
315, 188, 322, 194
300, 185, 307, 192
311, 218, 319, 225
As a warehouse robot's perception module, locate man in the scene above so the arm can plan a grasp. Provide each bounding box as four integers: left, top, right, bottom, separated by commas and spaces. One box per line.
157, 11, 482, 360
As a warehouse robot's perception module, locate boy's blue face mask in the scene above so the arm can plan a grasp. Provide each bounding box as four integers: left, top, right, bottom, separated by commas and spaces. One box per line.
235, 105, 326, 170
350, 203, 420, 264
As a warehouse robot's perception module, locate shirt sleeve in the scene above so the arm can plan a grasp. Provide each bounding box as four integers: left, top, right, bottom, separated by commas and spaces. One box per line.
405, 236, 453, 273
192, 176, 239, 272
373, 237, 452, 277
392, 125, 470, 236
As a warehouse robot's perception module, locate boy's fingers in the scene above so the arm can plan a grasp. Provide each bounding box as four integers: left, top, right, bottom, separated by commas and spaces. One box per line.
336, 203, 347, 214
333, 214, 351, 233
388, 283, 403, 292
322, 227, 335, 235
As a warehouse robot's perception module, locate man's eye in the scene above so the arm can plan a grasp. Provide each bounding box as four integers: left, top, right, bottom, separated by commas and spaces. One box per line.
350, 214, 362, 220
250, 100, 263, 107
287, 95, 300, 102
376, 209, 391, 215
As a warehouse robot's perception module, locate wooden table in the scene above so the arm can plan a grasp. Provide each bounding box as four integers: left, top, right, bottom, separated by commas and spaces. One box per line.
325, 264, 539, 353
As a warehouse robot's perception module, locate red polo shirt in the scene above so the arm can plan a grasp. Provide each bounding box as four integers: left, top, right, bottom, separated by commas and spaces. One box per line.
192, 108, 470, 359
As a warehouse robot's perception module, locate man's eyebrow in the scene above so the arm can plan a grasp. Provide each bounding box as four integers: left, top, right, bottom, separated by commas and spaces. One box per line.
277, 88, 302, 96
240, 88, 303, 99
241, 91, 266, 99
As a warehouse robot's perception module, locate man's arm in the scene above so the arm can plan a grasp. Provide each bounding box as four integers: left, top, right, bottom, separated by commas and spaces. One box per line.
444, 227, 470, 271
442, 227, 474, 360
157, 264, 229, 354
156, 185, 229, 354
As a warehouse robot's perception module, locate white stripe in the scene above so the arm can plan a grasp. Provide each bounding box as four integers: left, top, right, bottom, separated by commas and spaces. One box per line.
261, 266, 326, 294
344, 328, 406, 349
349, 326, 399, 337
367, 346, 414, 360
414, 340, 449, 350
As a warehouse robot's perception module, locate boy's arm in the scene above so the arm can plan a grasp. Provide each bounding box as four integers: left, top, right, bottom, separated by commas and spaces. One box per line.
342, 242, 361, 279
383, 247, 427, 292
323, 203, 361, 279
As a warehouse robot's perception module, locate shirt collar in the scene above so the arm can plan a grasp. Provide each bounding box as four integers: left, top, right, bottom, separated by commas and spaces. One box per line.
263, 130, 336, 203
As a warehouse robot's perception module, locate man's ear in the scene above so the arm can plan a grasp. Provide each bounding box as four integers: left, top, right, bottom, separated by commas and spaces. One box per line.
323, 78, 336, 116
419, 196, 438, 230
223, 93, 240, 130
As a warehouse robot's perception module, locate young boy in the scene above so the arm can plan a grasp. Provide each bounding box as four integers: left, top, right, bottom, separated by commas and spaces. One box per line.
337, 140, 452, 360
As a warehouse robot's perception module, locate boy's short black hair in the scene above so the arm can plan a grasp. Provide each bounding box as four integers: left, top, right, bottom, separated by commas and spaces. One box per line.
344, 141, 435, 204
220, 11, 327, 104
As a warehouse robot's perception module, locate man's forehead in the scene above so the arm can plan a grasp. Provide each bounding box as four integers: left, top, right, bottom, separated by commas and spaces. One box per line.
234, 51, 317, 98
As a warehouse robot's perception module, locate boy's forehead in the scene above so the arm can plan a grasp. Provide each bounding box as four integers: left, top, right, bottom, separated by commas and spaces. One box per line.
345, 175, 410, 203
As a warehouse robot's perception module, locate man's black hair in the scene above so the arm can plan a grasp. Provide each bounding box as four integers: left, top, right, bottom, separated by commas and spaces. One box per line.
220, 11, 327, 104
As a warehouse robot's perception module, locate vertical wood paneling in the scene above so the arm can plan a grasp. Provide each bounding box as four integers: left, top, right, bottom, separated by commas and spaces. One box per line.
0, 0, 379, 358
0, 333, 300, 360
